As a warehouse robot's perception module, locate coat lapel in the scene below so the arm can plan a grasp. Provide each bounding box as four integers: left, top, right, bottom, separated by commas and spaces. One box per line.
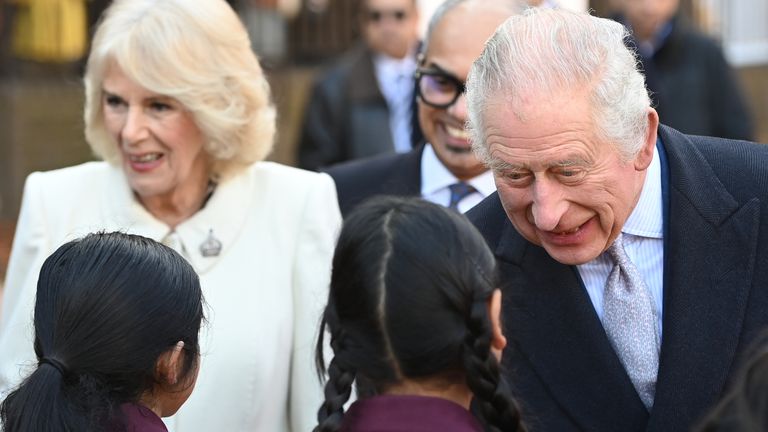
495, 220, 649, 431
647, 127, 758, 431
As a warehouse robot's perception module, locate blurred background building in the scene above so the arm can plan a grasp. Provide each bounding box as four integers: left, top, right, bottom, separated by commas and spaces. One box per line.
0, 0, 766, 286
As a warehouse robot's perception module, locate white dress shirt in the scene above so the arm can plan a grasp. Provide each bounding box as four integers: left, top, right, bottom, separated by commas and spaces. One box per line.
577, 147, 665, 338
374, 52, 417, 154
420, 143, 496, 213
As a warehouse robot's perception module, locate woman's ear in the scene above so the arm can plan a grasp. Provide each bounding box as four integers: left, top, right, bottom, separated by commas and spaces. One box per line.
487, 289, 507, 361
156, 341, 185, 386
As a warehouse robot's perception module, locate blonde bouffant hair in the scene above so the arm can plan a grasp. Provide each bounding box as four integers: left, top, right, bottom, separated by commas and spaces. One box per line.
84, 0, 276, 180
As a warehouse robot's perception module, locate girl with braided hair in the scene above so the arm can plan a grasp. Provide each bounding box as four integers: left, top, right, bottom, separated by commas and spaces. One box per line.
315, 196, 526, 432
0, 232, 204, 431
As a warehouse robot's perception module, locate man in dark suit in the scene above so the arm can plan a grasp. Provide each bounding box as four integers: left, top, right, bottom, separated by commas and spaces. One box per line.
613, 0, 753, 140
328, 0, 525, 217
465, 8, 768, 432
298, 0, 421, 171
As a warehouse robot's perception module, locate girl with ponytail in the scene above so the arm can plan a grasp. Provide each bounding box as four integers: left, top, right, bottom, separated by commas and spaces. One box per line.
0, 232, 204, 431
315, 197, 526, 432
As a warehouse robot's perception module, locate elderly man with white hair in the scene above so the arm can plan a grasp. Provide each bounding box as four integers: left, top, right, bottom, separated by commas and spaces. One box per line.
466, 8, 768, 432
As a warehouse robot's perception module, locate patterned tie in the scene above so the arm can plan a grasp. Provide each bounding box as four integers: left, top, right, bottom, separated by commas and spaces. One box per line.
447, 182, 476, 211
603, 233, 659, 410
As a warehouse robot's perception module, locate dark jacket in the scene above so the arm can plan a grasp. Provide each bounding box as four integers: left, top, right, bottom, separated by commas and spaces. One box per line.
468, 125, 768, 431
326, 144, 424, 217
620, 15, 753, 140
299, 44, 423, 171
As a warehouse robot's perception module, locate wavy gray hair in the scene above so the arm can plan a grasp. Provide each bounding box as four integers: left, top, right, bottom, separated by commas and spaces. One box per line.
84, 0, 276, 180
466, 8, 651, 164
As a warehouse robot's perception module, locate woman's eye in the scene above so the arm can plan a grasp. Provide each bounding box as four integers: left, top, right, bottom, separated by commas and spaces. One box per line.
150, 102, 172, 112
105, 95, 123, 107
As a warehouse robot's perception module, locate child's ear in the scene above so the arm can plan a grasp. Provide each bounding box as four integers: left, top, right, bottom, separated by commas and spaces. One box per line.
487, 289, 507, 361
155, 341, 185, 386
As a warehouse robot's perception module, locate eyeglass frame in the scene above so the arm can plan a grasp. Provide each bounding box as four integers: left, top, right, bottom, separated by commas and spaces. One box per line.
414, 67, 467, 109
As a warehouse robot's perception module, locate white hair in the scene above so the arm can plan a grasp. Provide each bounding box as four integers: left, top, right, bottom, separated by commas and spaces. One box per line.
466, 8, 651, 164
84, 0, 276, 180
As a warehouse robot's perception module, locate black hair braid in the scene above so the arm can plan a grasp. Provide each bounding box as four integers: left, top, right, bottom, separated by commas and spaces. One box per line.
462, 299, 526, 432
315, 326, 356, 432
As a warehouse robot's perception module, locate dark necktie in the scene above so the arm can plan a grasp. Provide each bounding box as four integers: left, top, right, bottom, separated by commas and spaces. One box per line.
447, 182, 476, 211
603, 233, 659, 410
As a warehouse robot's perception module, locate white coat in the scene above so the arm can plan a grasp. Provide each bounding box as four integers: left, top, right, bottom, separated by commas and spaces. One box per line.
0, 161, 341, 431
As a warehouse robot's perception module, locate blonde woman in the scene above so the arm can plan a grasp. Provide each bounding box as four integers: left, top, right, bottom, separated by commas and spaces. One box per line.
0, 0, 341, 430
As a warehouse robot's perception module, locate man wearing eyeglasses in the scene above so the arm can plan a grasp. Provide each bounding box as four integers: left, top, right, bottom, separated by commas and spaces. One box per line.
327, 0, 525, 217
298, 0, 422, 172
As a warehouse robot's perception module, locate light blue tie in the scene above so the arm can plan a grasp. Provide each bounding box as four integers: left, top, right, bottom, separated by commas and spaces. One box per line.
603, 233, 659, 410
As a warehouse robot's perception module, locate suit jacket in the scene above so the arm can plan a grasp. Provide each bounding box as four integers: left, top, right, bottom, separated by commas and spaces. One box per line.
0, 161, 341, 432
298, 43, 422, 171
467, 125, 768, 432
326, 144, 423, 217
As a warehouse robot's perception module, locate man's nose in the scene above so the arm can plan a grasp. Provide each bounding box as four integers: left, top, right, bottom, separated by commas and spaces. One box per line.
447, 92, 468, 120
530, 179, 568, 231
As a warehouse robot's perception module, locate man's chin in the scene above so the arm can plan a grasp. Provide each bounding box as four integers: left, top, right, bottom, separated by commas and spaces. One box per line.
542, 244, 601, 266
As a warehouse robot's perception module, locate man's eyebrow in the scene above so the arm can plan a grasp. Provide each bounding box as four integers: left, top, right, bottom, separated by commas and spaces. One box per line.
548, 157, 589, 168
487, 159, 523, 172
423, 62, 459, 79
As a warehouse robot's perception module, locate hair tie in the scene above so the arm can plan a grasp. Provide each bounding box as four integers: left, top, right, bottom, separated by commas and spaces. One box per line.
39, 357, 68, 376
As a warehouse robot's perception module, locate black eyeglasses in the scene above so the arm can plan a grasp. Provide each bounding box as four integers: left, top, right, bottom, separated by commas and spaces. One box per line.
367, 9, 408, 23
415, 68, 466, 109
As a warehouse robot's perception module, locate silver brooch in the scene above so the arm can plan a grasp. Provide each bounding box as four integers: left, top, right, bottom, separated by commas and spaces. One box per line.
199, 229, 222, 257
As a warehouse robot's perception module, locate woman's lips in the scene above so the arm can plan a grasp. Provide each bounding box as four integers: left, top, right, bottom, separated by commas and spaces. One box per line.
127, 153, 164, 172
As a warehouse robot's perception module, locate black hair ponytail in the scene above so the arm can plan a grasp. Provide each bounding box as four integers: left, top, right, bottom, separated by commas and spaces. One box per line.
0, 232, 204, 432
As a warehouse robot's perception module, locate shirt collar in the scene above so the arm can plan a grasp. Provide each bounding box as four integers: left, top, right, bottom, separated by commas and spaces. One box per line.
634, 20, 674, 57
420, 143, 495, 196
623, 145, 663, 239
373, 51, 417, 82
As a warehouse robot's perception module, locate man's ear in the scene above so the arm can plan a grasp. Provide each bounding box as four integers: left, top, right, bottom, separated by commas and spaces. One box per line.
634, 107, 659, 171
155, 341, 185, 386
487, 289, 507, 361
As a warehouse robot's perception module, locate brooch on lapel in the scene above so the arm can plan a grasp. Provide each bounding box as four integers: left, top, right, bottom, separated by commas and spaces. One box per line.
199, 229, 222, 257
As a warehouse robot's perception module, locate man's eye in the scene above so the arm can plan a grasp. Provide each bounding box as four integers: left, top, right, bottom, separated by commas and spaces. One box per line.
504, 171, 531, 183
557, 168, 585, 182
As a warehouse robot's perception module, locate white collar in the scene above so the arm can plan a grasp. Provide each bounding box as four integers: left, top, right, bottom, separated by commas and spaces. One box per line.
420, 143, 495, 197
373, 51, 417, 81
623, 146, 663, 239
104, 163, 255, 274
